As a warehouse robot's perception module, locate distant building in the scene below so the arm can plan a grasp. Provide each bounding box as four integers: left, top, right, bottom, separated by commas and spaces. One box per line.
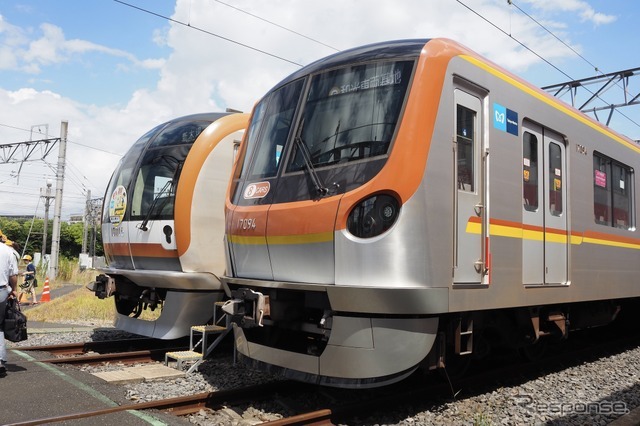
68, 214, 84, 224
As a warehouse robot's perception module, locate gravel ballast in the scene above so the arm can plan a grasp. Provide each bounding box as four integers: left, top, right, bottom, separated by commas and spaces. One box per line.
9, 324, 640, 425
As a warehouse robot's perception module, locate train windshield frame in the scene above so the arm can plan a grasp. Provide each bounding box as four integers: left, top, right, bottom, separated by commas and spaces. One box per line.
287, 60, 413, 172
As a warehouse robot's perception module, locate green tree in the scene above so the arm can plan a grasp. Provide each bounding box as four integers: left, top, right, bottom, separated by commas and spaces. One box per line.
60, 222, 84, 258
1, 217, 103, 258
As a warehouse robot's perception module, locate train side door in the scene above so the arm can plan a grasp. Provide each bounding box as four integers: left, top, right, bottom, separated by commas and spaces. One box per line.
453, 89, 488, 285
522, 122, 568, 285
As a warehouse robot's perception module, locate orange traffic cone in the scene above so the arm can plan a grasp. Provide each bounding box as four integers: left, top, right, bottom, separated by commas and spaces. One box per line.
40, 277, 51, 302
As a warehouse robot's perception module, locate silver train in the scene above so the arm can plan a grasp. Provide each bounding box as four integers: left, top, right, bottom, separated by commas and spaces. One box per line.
90, 112, 248, 339
221, 38, 640, 388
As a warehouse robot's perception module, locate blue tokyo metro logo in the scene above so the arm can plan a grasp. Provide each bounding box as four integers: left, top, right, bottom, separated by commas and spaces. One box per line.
493, 103, 519, 136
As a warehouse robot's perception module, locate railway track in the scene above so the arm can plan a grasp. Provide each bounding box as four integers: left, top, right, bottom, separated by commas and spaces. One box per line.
18, 337, 188, 356
10, 325, 640, 425
5, 381, 306, 426
18, 337, 190, 365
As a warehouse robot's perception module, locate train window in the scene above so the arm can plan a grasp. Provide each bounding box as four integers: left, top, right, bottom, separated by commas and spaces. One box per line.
237, 102, 265, 180
456, 105, 475, 192
548, 142, 563, 216
287, 60, 412, 171
594, 152, 634, 229
130, 145, 190, 220
523, 132, 538, 211
102, 125, 160, 224
247, 79, 304, 179
148, 121, 211, 147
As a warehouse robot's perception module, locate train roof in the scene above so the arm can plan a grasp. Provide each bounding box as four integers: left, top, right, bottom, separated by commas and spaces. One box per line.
266, 37, 637, 152
164, 112, 232, 124
273, 39, 429, 90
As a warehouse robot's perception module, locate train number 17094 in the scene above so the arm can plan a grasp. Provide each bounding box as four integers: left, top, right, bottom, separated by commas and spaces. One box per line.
238, 218, 257, 230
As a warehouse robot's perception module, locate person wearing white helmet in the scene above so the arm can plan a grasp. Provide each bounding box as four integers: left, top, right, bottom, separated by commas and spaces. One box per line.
18, 254, 37, 305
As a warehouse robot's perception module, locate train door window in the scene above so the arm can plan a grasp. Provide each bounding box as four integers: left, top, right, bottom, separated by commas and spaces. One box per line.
548, 142, 563, 216
612, 163, 632, 229
593, 152, 634, 229
523, 131, 539, 211
456, 104, 475, 192
593, 154, 612, 225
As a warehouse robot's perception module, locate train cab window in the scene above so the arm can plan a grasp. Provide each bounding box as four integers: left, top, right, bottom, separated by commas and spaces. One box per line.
287, 61, 412, 171
130, 145, 190, 220
456, 105, 475, 192
149, 121, 211, 147
523, 132, 539, 211
247, 79, 304, 179
102, 124, 160, 224
548, 142, 563, 216
237, 102, 265, 179
593, 152, 634, 229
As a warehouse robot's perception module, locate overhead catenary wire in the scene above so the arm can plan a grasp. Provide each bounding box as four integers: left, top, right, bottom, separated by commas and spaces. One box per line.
0, 122, 122, 157
113, 0, 304, 67
212, 0, 340, 52
507, 0, 640, 131
455, 0, 640, 132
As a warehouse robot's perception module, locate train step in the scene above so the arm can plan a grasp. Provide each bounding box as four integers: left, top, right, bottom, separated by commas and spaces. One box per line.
166, 318, 233, 373
191, 324, 227, 333
164, 350, 203, 370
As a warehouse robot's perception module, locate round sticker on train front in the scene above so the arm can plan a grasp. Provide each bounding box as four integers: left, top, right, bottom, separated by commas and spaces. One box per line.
243, 181, 270, 199
109, 185, 127, 226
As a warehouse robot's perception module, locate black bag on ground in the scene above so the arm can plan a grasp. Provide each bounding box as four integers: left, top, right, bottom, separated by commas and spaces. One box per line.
3, 298, 27, 342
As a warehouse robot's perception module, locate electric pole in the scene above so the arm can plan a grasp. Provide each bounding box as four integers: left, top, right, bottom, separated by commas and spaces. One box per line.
40, 179, 54, 262
82, 189, 91, 254
49, 121, 68, 280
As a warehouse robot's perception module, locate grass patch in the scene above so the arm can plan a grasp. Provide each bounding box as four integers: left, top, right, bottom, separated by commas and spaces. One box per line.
26, 265, 161, 324
26, 286, 116, 323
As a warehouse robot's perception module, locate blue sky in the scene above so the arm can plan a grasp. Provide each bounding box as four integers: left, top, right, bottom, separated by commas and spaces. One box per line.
0, 1, 172, 105
0, 0, 638, 217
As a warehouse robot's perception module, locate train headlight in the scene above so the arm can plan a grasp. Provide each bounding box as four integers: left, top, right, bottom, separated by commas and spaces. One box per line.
347, 194, 400, 238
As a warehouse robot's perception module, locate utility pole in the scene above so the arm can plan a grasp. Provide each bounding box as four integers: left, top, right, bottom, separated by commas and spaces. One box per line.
40, 179, 54, 262
82, 189, 91, 254
49, 121, 68, 280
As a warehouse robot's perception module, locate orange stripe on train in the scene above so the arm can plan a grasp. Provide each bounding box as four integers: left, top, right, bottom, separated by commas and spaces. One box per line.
104, 243, 179, 258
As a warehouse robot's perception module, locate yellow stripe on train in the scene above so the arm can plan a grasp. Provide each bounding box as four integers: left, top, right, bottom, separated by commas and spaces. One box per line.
466, 219, 640, 249
229, 231, 333, 246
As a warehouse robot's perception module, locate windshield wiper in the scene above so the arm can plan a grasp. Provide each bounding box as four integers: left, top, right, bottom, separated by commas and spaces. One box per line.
295, 136, 328, 196
138, 180, 172, 231
138, 161, 183, 231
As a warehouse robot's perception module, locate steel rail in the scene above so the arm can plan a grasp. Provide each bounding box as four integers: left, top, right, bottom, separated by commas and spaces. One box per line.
39, 348, 182, 365
18, 337, 184, 356
5, 381, 301, 426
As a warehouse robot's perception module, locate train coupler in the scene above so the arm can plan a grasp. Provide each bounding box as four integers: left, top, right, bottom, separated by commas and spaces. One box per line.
222, 288, 269, 328
86, 274, 116, 299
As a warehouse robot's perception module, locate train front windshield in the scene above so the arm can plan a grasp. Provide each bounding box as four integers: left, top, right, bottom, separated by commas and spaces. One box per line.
290, 61, 412, 170
232, 60, 413, 202
103, 120, 214, 225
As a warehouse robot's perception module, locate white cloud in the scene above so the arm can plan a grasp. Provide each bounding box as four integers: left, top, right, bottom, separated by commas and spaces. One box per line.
1, 19, 164, 74
521, 0, 617, 26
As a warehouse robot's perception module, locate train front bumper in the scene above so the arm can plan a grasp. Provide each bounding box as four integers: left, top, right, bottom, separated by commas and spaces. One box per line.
222, 277, 447, 388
